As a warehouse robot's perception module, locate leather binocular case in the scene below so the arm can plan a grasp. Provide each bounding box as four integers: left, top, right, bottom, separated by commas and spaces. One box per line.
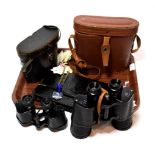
17, 25, 60, 82
69, 15, 141, 78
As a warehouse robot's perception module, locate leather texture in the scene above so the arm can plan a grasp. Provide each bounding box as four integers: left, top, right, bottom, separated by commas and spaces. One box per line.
101, 37, 110, 67
68, 35, 101, 80
72, 15, 140, 74
74, 15, 139, 36
17, 25, 60, 82
17, 25, 60, 57
17, 25, 60, 65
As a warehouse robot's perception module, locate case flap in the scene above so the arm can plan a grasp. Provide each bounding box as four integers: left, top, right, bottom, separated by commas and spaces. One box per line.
17, 26, 59, 56
74, 15, 139, 36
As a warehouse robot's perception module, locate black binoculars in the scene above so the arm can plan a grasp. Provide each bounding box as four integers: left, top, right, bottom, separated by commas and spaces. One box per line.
16, 95, 67, 131
15, 78, 134, 139
70, 79, 133, 138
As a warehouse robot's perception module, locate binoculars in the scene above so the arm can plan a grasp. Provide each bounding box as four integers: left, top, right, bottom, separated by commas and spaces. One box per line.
71, 79, 133, 138
16, 95, 67, 131
15, 78, 134, 139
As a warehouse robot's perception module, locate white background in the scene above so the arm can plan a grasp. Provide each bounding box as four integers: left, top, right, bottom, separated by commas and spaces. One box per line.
0, 0, 154, 154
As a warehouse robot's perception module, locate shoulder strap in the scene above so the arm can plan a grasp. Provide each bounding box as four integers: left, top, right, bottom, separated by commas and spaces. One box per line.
68, 35, 101, 80
131, 35, 141, 53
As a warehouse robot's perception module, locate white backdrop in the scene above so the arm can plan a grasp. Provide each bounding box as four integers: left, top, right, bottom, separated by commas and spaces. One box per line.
0, 0, 154, 155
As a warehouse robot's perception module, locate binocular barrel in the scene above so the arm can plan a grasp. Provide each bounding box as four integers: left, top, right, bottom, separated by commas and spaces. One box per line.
70, 82, 100, 139
15, 95, 35, 126
111, 87, 134, 130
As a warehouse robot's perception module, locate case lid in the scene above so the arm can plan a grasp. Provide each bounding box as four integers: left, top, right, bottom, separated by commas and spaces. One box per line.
17, 25, 60, 56
74, 15, 139, 36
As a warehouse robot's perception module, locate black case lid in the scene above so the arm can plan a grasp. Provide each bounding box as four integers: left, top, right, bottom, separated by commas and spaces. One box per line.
17, 25, 60, 57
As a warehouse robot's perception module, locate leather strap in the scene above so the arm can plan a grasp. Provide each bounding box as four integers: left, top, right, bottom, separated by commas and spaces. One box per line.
101, 37, 110, 66
22, 58, 33, 72
68, 35, 87, 69
97, 88, 108, 115
97, 88, 108, 123
131, 35, 141, 53
134, 102, 139, 112
97, 87, 138, 120
68, 35, 101, 80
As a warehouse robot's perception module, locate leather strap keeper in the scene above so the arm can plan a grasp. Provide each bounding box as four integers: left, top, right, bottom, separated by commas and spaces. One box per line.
101, 37, 111, 67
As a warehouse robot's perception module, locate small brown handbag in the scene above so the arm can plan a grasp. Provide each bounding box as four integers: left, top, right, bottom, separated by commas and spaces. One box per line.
69, 15, 141, 79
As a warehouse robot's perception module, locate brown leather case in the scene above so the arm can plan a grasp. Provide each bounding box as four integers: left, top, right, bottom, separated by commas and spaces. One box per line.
71, 15, 140, 73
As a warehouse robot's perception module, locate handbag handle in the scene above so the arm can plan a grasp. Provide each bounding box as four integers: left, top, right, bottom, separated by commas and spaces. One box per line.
131, 35, 141, 53
68, 35, 101, 80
